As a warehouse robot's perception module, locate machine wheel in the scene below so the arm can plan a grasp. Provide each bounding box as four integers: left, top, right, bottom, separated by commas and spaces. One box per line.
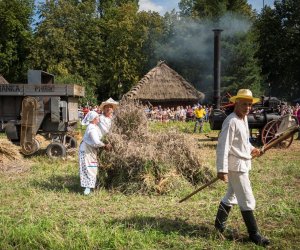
261, 120, 277, 145
261, 119, 294, 148
65, 135, 77, 149
46, 142, 67, 158
21, 139, 40, 156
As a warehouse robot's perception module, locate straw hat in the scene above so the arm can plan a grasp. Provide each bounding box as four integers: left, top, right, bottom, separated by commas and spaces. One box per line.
229, 89, 260, 104
99, 97, 119, 111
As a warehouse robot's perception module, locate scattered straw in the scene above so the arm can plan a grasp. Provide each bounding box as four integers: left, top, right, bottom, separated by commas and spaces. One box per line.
0, 138, 30, 175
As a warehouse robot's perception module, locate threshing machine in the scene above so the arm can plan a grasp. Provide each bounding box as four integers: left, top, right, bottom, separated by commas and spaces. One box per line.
0, 70, 85, 157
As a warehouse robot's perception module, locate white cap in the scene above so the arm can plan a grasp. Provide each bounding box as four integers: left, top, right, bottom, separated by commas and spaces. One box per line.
81, 111, 99, 125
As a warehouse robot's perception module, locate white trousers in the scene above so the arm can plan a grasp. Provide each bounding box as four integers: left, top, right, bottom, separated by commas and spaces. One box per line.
222, 171, 256, 211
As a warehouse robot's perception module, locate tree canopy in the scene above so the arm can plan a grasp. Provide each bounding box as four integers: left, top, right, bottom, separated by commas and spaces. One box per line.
0, 0, 34, 82
254, 0, 300, 100
0, 0, 299, 103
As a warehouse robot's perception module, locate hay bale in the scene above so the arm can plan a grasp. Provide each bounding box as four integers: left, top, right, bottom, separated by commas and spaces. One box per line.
98, 101, 213, 194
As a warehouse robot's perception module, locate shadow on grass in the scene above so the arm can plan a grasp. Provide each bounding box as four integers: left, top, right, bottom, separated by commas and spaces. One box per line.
111, 216, 211, 238
112, 216, 250, 244
31, 174, 82, 193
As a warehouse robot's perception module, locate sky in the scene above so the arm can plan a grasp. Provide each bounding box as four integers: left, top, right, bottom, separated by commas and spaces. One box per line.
139, 0, 275, 15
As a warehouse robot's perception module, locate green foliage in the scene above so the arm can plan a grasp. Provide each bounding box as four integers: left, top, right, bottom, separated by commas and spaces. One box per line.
29, 0, 164, 102
55, 74, 97, 106
222, 32, 263, 97
179, 0, 253, 19
149, 121, 212, 134
0, 0, 34, 82
30, 0, 103, 77
97, 2, 164, 101
254, 0, 300, 100
2, 0, 299, 104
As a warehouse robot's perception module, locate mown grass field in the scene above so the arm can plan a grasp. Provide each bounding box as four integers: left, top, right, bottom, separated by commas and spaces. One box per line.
0, 122, 299, 249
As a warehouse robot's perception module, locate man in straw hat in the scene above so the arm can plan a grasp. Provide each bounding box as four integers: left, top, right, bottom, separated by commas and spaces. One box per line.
214, 89, 270, 246
98, 97, 119, 136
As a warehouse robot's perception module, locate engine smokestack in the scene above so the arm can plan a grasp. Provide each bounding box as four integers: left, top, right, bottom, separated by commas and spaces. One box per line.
213, 29, 223, 109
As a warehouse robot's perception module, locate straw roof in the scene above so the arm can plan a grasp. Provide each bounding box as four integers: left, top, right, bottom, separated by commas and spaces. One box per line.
123, 62, 204, 103
0, 75, 9, 84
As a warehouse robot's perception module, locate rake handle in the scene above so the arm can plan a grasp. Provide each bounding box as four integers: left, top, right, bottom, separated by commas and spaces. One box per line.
179, 177, 219, 203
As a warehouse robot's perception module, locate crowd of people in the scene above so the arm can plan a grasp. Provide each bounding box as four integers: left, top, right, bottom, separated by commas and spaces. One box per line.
279, 102, 300, 119
79, 100, 300, 125
143, 104, 213, 123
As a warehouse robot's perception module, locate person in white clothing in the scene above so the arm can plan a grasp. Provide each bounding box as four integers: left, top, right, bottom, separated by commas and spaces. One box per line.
98, 98, 119, 136
214, 89, 270, 247
79, 111, 110, 195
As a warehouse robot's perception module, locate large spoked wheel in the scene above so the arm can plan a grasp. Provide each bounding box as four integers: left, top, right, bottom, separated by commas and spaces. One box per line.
261, 120, 277, 145
46, 142, 67, 158
261, 120, 294, 148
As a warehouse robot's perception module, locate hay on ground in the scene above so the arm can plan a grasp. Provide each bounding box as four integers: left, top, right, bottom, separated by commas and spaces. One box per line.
98, 100, 213, 194
0, 138, 30, 174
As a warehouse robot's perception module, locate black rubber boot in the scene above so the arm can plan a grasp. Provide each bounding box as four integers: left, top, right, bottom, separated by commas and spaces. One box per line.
214, 201, 231, 233
241, 210, 270, 247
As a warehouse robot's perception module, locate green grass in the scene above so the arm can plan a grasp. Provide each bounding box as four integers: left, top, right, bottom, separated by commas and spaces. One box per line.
149, 120, 212, 134
1, 126, 300, 249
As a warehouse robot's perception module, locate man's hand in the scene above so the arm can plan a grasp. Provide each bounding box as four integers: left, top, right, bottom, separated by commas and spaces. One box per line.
251, 147, 261, 158
217, 172, 228, 183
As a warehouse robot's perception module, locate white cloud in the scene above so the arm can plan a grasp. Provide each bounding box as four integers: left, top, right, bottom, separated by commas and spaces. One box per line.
139, 0, 164, 14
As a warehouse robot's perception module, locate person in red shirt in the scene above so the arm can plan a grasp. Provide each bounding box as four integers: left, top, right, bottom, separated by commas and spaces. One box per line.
82, 106, 90, 117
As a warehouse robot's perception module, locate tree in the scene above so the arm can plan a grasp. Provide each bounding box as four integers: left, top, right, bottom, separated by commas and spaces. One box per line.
97, 2, 164, 100
179, 0, 253, 19
0, 0, 34, 82
222, 31, 262, 97
254, 0, 300, 100
29, 0, 104, 104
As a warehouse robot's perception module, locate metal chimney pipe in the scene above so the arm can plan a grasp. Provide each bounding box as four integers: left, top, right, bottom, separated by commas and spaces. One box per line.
213, 29, 223, 109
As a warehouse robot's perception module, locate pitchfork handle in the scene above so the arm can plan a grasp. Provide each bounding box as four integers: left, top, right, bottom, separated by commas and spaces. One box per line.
179, 177, 219, 203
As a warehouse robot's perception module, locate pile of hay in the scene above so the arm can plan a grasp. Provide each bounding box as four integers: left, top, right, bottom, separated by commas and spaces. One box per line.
0, 138, 29, 174
98, 101, 213, 194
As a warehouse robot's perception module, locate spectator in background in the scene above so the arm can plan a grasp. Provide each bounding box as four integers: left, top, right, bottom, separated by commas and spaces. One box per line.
205, 105, 209, 122
179, 106, 186, 122
186, 105, 194, 122
169, 107, 175, 122
82, 106, 90, 117
194, 104, 206, 133
161, 108, 169, 123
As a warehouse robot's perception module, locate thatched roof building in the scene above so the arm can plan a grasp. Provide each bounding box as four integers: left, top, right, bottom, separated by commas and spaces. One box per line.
0, 75, 9, 84
123, 62, 204, 107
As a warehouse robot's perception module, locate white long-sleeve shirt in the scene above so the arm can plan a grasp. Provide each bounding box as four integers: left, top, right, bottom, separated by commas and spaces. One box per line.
216, 112, 254, 173
98, 114, 112, 136
82, 124, 105, 148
